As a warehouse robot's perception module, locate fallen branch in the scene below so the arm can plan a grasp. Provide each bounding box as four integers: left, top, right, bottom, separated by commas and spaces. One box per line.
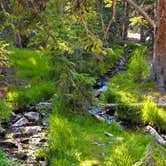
146, 125, 166, 145
104, 103, 166, 109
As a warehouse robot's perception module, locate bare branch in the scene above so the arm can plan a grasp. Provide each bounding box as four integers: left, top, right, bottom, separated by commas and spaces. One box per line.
126, 0, 156, 29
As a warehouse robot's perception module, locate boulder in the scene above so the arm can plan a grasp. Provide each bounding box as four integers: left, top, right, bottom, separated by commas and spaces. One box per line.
24, 112, 40, 122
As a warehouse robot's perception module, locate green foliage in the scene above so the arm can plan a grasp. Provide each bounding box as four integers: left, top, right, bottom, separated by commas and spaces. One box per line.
142, 99, 166, 130
57, 72, 95, 112
0, 41, 9, 68
0, 149, 11, 166
128, 46, 150, 82
0, 100, 12, 124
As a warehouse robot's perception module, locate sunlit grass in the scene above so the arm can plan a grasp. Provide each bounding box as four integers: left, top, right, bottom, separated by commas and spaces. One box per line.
44, 100, 163, 166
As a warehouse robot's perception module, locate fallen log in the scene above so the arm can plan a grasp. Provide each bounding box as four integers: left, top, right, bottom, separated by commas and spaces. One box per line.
104, 103, 166, 109
146, 125, 166, 145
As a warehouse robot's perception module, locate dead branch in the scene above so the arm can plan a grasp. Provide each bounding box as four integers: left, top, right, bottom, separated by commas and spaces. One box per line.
104, 103, 166, 109
146, 125, 166, 145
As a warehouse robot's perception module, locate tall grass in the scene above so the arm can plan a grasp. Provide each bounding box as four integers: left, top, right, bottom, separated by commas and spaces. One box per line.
44, 100, 163, 166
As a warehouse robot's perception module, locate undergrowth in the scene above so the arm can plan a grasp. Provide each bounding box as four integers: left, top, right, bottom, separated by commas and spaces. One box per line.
100, 44, 166, 130
0, 100, 12, 124
42, 99, 166, 166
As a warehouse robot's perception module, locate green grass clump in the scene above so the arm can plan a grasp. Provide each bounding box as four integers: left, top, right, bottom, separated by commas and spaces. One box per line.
142, 99, 166, 130
0, 149, 11, 166
0, 100, 12, 124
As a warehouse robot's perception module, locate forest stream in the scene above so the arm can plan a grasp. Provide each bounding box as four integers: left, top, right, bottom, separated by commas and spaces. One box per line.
0, 49, 132, 166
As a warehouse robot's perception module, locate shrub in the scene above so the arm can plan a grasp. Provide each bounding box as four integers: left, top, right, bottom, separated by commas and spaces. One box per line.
142, 99, 166, 130
0, 41, 9, 68
57, 72, 95, 112
0, 100, 12, 124
127, 47, 150, 82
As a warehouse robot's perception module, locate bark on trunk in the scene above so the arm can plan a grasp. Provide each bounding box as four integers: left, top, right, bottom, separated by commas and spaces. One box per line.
154, 0, 166, 92
122, 1, 129, 40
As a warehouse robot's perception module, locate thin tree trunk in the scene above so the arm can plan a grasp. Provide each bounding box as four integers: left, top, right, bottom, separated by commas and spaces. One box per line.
103, 0, 116, 43
122, 1, 129, 40
140, 24, 146, 43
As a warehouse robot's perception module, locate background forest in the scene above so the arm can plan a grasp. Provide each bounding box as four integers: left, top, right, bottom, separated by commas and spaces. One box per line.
0, 0, 166, 166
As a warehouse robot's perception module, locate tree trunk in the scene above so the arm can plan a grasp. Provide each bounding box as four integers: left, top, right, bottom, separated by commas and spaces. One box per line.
154, 0, 166, 92
122, 1, 129, 40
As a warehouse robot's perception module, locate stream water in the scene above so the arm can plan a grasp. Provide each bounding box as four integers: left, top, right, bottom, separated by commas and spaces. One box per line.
89, 49, 132, 124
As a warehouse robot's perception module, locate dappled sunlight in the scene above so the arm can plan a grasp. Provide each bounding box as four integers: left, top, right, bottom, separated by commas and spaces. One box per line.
6, 91, 18, 102
28, 57, 37, 66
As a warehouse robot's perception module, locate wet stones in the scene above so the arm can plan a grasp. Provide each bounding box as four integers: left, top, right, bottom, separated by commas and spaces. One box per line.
12, 117, 29, 127
24, 112, 40, 122
39, 160, 48, 166
0, 109, 48, 165
20, 126, 42, 136
0, 139, 18, 148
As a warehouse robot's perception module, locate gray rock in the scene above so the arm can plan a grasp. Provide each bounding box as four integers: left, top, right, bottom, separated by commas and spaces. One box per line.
12, 114, 23, 123
13, 132, 22, 138
23, 126, 42, 136
12, 117, 29, 127
39, 161, 47, 166
24, 112, 40, 122
104, 132, 114, 137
